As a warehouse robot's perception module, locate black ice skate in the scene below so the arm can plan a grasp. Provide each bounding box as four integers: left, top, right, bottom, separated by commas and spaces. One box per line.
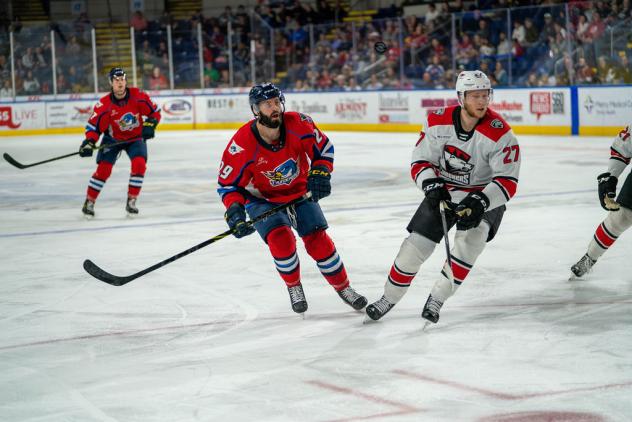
337, 286, 368, 310
288, 284, 308, 313
570, 254, 596, 279
82, 199, 95, 218
421, 294, 444, 324
365, 296, 395, 321
126, 197, 139, 215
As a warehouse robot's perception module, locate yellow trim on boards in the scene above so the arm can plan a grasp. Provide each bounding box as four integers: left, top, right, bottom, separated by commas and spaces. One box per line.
0, 124, 573, 136
579, 126, 621, 136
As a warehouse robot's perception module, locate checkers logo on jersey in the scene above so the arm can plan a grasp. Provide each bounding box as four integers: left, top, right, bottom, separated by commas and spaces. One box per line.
228, 140, 244, 155
441, 145, 474, 185
263, 158, 299, 187
491, 119, 504, 129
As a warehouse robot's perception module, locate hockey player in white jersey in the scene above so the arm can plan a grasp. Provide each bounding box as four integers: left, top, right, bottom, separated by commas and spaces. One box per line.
570, 124, 632, 278
365, 70, 521, 323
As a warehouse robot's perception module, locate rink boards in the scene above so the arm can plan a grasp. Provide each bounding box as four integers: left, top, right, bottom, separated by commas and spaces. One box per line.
0, 85, 630, 136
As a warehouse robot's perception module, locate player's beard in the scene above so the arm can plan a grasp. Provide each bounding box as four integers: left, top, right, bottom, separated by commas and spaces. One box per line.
463, 102, 487, 119
258, 111, 282, 129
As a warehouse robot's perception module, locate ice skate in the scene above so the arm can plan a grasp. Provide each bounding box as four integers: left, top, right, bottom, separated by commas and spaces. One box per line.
337, 286, 368, 310
569, 254, 596, 280
126, 197, 139, 216
421, 294, 443, 324
82, 199, 95, 218
364, 296, 395, 322
288, 284, 308, 314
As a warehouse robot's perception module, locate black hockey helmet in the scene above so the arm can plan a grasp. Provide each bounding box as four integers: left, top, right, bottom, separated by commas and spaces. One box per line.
108, 67, 126, 82
248, 83, 285, 110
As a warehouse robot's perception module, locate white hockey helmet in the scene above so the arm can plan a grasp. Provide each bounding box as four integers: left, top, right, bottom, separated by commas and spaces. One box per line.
456, 70, 492, 105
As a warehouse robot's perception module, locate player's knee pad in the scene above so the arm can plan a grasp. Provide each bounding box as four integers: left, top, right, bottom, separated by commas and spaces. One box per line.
266, 226, 296, 257
94, 161, 113, 180
131, 156, 146, 175
395, 232, 436, 272
453, 221, 489, 263
302, 229, 334, 259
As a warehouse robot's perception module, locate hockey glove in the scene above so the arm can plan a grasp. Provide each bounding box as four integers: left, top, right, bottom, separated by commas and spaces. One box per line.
142, 117, 158, 140
79, 139, 96, 157
225, 202, 255, 238
307, 166, 331, 202
455, 191, 490, 230
421, 177, 451, 205
597, 172, 620, 211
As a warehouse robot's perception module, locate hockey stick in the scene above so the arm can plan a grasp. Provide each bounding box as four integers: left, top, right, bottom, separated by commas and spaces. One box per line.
84, 193, 311, 286
3, 138, 140, 169
439, 200, 455, 283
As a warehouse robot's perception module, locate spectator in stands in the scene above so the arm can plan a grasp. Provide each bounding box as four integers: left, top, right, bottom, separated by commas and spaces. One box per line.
479, 37, 496, 60
425, 4, 440, 25
131, 11, 148, 32
494, 61, 508, 85
540, 13, 556, 43
511, 20, 526, 46
56, 72, 69, 93
497, 31, 511, 57
614, 53, 632, 83
0, 80, 12, 98
0, 55, 10, 80
523, 18, 539, 48
526, 72, 538, 87
576, 14, 590, 44
67, 35, 81, 55
364, 73, 383, 90
476, 19, 491, 42
149, 66, 169, 90
596, 55, 617, 84
21, 47, 34, 71
23, 70, 40, 94
576, 56, 596, 84
346, 77, 361, 91
425, 54, 445, 85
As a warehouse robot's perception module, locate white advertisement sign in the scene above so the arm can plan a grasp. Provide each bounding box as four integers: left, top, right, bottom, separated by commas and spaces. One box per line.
0, 103, 46, 131
155, 96, 194, 124
578, 86, 632, 127
284, 92, 378, 124
46, 101, 94, 128
197, 95, 252, 123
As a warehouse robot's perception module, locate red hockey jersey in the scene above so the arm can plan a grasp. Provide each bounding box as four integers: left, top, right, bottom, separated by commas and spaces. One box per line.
84, 87, 161, 143
217, 111, 334, 207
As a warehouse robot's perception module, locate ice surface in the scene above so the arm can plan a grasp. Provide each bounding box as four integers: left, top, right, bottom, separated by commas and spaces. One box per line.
1, 131, 631, 421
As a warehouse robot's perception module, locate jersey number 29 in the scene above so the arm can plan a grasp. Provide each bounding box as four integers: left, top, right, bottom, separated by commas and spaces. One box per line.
219, 161, 233, 179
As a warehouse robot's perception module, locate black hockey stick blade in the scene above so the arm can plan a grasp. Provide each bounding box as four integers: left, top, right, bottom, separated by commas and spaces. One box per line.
83, 259, 137, 286
3, 152, 27, 169
83, 193, 311, 286
3, 151, 80, 169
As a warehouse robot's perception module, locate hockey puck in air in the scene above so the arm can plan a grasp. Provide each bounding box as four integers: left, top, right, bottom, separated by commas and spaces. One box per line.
374, 41, 387, 54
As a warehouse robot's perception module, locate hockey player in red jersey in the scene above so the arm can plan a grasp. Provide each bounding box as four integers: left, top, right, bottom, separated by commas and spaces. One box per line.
365, 70, 521, 323
570, 124, 632, 278
217, 83, 367, 314
79, 67, 161, 217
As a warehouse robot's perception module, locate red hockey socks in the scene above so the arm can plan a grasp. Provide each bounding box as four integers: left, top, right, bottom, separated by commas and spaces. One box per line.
267, 226, 301, 287
86, 161, 113, 201
302, 230, 349, 291
128, 156, 146, 198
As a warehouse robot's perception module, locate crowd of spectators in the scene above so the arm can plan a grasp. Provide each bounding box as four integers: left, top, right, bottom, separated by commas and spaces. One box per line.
0, 0, 631, 98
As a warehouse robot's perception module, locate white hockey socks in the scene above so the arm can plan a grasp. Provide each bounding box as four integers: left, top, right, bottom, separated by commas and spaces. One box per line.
587, 206, 632, 260
384, 232, 436, 304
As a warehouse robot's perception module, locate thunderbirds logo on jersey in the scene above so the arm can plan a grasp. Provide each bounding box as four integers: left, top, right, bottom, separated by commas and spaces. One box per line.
263, 159, 299, 186
440, 145, 474, 185
117, 112, 140, 131
227, 140, 244, 155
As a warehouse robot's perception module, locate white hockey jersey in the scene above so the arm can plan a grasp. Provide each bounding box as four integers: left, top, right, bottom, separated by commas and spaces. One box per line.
608, 124, 632, 177
411, 105, 520, 210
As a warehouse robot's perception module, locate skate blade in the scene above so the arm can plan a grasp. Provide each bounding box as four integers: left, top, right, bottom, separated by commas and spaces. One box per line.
82, 214, 95, 220
568, 273, 582, 281
126, 212, 138, 219
363, 314, 379, 324
422, 320, 433, 331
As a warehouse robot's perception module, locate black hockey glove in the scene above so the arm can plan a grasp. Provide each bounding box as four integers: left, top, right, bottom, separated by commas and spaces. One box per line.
225, 202, 255, 238
421, 177, 451, 205
142, 117, 158, 140
79, 139, 96, 157
307, 166, 331, 202
455, 191, 490, 230
597, 172, 620, 211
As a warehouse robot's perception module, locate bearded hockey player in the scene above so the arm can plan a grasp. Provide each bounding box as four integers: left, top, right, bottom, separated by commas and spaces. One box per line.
365, 70, 521, 323
217, 83, 367, 315
570, 124, 632, 278
79, 67, 161, 217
